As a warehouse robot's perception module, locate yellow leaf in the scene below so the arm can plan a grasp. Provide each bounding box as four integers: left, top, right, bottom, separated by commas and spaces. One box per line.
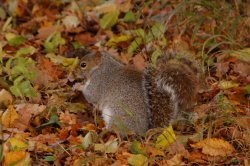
190, 138, 234, 156
107, 35, 132, 46
218, 80, 239, 90
128, 154, 148, 166
2, 105, 19, 128
8, 138, 28, 151
155, 125, 176, 149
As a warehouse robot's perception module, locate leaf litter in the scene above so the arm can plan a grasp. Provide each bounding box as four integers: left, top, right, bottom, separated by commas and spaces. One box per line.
0, 0, 249, 165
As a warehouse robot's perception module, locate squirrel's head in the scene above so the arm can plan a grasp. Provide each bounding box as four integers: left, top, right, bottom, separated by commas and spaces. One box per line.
79, 51, 102, 80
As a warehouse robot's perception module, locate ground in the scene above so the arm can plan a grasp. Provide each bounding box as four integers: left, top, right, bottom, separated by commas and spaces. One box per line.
0, 0, 249, 165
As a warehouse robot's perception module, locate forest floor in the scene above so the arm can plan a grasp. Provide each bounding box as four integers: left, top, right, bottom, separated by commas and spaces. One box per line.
0, 0, 249, 165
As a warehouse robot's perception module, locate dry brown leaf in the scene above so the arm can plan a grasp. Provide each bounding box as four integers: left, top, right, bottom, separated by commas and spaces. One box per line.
167, 140, 189, 156
74, 33, 98, 46
28, 140, 54, 152
2, 105, 19, 128
190, 138, 234, 156
30, 134, 58, 144
36, 57, 64, 83
145, 145, 164, 157
59, 111, 77, 125
133, 53, 147, 71
235, 117, 250, 130
166, 154, 185, 166
188, 151, 208, 164
37, 24, 62, 40
13, 104, 46, 131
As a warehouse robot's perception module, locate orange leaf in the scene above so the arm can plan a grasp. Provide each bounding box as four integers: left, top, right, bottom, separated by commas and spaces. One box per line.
190, 138, 234, 156
4, 151, 27, 166
2, 105, 19, 128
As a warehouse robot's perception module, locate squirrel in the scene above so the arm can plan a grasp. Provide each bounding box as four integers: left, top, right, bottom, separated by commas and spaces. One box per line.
76, 50, 198, 136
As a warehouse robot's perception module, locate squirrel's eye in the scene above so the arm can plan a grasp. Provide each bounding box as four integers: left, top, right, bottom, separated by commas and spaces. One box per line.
80, 62, 87, 68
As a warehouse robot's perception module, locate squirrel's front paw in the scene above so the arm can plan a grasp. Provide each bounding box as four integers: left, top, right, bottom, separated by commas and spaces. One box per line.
72, 83, 84, 91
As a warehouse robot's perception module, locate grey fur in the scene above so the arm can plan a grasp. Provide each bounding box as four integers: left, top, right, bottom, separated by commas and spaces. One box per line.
80, 51, 198, 136
81, 52, 150, 136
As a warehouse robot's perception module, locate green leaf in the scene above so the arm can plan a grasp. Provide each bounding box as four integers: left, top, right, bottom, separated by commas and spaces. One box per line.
46, 53, 77, 67
71, 42, 82, 49
151, 23, 165, 39
37, 113, 61, 129
151, 47, 162, 65
129, 141, 145, 155
16, 46, 36, 57
20, 80, 36, 98
128, 154, 148, 166
124, 11, 136, 22
218, 80, 239, 90
128, 37, 142, 55
144, 33, 153, 44
7, 35, 26, 47
44, 156, 56, 162
107, 35, 131, 47
245, 85, 250, 95
131, 28, 145, 38
100, 10, 120, 29
10, 79, 36, 98
155, 125, 176, 150
44, 32, 66, 53
9, 57, 36, 81
229, 48, 250, 63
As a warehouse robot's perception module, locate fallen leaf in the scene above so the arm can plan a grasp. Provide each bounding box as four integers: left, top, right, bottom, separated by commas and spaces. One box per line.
74, 33, 98, 46
218, 80, 239, 90
129, 141, 145, 155
59, 111, 77, 125
155, 125, 176, 150
128, 154, 148, 166
62, 15, 80, 29
94, 139, 118, 153
0, 89, 13, 106
100, 10, 120, 29
37, 25, 62, 40
166, 154, 185, 165
82, 132, 92, 149
2, 105, 19, 128
107, 35, 131, 47
190, 138, 234, 156
145, 145, 164, 157
13, 104, 46, 131
229, 48, 250, 63
8, 138, 28, 151
4, 151, 27, 166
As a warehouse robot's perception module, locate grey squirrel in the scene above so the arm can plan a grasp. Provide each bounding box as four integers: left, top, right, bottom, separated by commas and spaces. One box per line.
77, 51, 198, 136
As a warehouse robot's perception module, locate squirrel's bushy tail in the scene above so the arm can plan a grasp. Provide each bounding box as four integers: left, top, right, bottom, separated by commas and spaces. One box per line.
144, 55, 199, 128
